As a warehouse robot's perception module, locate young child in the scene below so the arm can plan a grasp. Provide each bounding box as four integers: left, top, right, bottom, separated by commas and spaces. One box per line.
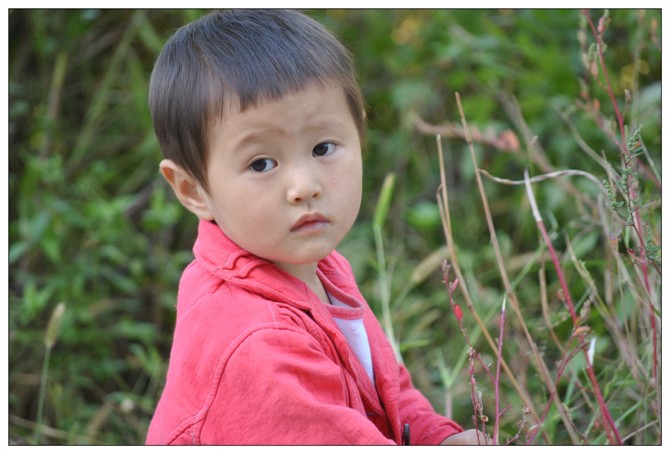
146, 9, 479, 445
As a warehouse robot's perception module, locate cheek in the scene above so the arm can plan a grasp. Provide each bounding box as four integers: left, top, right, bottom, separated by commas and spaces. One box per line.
330, 165, 361, 194
332, 162, 362, 210
210, 183, 263, 228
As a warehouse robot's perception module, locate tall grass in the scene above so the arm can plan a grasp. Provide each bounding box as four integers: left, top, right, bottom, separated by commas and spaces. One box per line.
410, 10, 660, 445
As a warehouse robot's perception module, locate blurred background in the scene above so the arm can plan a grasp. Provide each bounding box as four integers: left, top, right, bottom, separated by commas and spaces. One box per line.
8, 9, 661, 445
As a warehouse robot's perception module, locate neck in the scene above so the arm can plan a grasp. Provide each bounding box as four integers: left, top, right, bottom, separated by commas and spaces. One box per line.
273, 262, 329, 304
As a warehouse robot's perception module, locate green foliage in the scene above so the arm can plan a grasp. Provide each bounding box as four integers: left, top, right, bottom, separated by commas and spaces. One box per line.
9, 9, 660, 445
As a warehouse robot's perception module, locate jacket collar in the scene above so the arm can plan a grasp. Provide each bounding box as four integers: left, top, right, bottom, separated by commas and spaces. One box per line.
192, 219, 354, 312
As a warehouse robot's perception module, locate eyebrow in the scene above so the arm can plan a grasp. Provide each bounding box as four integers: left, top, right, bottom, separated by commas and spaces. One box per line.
234, 116, 351, 149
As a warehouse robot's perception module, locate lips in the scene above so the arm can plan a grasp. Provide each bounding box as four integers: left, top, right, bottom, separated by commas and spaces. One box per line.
291, 212, 329, 232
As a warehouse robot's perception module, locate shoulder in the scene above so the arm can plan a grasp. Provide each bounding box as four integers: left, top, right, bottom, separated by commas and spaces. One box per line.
173, 282, 306, 349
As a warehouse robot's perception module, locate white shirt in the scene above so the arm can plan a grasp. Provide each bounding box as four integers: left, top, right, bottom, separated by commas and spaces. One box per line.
327, 293, 375, 385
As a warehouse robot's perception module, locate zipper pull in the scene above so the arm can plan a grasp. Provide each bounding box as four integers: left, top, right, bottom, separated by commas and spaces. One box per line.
402, 423, 410, 445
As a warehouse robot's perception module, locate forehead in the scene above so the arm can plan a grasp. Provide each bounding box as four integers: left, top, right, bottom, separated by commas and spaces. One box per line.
209, 84, 355, 142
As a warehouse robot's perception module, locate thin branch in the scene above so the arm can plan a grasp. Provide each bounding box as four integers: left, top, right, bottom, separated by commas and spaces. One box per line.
414, 113, 520, 151
480, 168, 607, 195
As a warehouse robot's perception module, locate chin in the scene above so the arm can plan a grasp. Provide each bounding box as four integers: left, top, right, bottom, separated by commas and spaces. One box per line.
289, 249, 335, 265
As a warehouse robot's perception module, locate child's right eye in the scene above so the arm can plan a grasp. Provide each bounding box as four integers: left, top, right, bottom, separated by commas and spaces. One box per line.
249, 158, 277, 173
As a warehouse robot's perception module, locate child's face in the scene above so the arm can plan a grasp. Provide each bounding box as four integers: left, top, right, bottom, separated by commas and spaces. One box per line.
202, 83, 363, 274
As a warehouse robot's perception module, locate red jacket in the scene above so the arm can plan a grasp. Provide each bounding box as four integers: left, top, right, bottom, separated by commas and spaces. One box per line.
146, 220, 462, 445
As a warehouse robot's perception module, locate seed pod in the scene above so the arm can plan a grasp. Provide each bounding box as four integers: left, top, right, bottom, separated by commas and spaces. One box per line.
453, 304, 463, 321
45, 302, 66, 349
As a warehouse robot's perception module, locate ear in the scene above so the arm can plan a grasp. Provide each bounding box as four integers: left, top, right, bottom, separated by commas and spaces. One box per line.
159, 159, 215, 221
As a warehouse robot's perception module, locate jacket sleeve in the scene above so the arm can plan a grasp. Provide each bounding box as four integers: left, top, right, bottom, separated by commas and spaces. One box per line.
396, 362, 463, 445
195, 325, 397, 445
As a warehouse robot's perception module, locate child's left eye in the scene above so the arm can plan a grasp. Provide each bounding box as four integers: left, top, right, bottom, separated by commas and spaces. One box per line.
313, 142, 336, 157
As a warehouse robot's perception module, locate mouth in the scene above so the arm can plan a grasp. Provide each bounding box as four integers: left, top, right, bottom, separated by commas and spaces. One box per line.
291, 212, 330, 233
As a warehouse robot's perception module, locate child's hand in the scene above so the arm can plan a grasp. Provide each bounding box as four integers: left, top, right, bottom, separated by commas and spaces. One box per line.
441, 429, 491, 445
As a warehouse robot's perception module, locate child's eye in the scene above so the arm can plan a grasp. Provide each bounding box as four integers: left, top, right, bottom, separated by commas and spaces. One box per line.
313, 142, 336, 157
249, 158, 277, 173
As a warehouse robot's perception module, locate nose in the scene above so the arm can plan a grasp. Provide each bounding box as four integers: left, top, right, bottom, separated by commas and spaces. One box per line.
286, 165, 322, 204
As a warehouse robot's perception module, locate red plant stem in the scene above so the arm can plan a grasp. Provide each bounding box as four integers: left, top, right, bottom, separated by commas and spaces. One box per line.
536, 222, 578, 325
581, 9, 658, 385
525, 170, 622, 445
538, 219, 621, 444
443, 263, 493, 445
467, 351, 482, 436
443, 264, 495, 383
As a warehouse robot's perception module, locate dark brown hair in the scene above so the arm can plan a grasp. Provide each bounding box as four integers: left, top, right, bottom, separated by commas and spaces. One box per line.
149, 9, 366, 191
